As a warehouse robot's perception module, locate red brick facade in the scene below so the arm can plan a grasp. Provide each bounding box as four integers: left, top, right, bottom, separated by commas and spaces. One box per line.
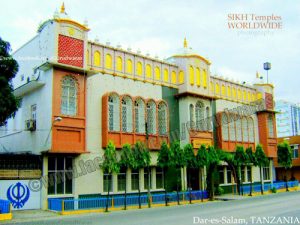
58, 35, 84, 68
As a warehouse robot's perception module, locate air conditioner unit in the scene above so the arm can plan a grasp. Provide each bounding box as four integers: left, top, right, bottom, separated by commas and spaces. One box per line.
25, 119, 36, 131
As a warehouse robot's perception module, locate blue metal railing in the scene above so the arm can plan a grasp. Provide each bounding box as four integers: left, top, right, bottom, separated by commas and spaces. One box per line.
0, 200, 10, 214
48, 190, 209, 212
238, 180, 299, 194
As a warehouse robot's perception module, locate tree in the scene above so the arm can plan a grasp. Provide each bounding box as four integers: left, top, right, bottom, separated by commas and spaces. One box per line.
196, 144, 209, 202
217, 149, 237, 195
207, 146, 220, 201
0, 37, 20, 126
277, 141, 292, 191
184, 143, 197, 204
100, 141, 120, 212
169, 141, 186, 205
157, 142, 172, 206
255, 144, 269, 195
119, 144, 135, 210
132, 141, 151, 208
234, 146, 247, 195
245, 147, 257, 196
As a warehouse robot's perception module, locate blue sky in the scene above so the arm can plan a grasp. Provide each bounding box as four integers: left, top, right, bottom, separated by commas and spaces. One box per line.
1, 0, 299, 103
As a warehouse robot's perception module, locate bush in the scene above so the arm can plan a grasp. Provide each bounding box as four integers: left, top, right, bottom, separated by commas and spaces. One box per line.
271, 187, 277, 193
215, 186, 225, 196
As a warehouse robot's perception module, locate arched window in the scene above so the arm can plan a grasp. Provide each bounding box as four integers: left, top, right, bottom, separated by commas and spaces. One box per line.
135, 98, 145, 133
108, 93, 120, 131
221, 85, 226, 96
189, 104, 194, 129
163, 69, 169, 82
171, 71, 177, 84
61, 76, 77, 116
121, 96, 133, 132
94, 51, 101, 67
147, 101, 156, 134
248, 117, 254, 142
227, 86, 231, 97
243, 90, 247, 101
248, 92, 251, 102
236, 119, 242, 141
179, 70, 184, 84
268, 114, 274, 137
189, 66, 194, 85
137, 62, 143, 76
146, 64, 152, 78
238, 89, 242, 100
242, 117, 248, 142
222, 113, 229, 141
116, 56, 123, 72
126, 59, 133, 74
105, 53, 112, 69
251, 93, 256, 102
195, 101, 205, 131
158, 102, 167, 135
155, 66, 161, 80
257, 92, 262, 100
196, 67, 201, 86
215, 83, 220, 94
229, 119, 236, 141
206, 106, 211, 131
232, 88, 237, 98
203, 69, 207, 88
210, 82, 214, 92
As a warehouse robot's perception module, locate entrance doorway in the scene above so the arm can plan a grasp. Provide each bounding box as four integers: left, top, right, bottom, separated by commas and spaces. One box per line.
187, 168, 200, 190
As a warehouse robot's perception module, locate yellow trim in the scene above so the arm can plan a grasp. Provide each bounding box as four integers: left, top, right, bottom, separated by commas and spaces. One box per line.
172, 55, 211, 65
254, 83, 274, 88
54, 18, 90, 31
0, 213, 12, 221
89, 68, 178, 89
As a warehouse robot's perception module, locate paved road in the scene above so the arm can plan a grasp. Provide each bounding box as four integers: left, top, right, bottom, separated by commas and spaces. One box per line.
4, 191, 300, 225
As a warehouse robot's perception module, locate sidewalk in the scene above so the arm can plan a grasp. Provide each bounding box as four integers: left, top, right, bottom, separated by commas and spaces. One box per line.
2, 210, 59, 223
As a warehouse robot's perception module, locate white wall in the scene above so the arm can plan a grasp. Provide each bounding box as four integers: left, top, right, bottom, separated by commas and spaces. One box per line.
0, 69, 53, 154
0, 180, 41, 210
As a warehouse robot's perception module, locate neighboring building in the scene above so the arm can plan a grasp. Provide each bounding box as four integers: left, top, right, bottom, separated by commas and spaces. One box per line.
0, 4, 278, 210
275, 100, 300, 137
275, 136, 300, 181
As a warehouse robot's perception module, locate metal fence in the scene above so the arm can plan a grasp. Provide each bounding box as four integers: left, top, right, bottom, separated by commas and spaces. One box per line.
48, 190, 208, 212
237, 180, 299, 194
0, 200, 10, 214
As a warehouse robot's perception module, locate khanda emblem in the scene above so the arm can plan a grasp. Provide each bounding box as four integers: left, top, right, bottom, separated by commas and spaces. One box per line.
7, 182, 30, 208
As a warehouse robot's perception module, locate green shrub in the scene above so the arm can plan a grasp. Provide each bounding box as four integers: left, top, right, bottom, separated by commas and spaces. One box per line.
271, 187, 277, 193
215, 186, 225, 196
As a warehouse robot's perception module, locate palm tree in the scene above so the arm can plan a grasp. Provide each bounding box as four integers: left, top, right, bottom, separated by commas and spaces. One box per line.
132, 141, 151, 208
277, 141, 293, 192
184, 143, 197, 204
100, 141, 120, 212
119, 144, 135, 210
234, 146, 247, 195
245, 147, 257, 196
157, 142, 172, 206
255, 144, 269, 195
196, 144, 209, 202
170, 141, 186, 205
207, 146, 220, 201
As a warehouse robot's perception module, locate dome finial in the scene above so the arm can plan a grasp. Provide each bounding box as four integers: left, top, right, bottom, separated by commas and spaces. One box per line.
60, 2, 65, 13
184, 37, 188, 48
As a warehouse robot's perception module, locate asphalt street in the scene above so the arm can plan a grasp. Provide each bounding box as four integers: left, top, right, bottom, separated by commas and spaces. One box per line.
3, 191, 300, 225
